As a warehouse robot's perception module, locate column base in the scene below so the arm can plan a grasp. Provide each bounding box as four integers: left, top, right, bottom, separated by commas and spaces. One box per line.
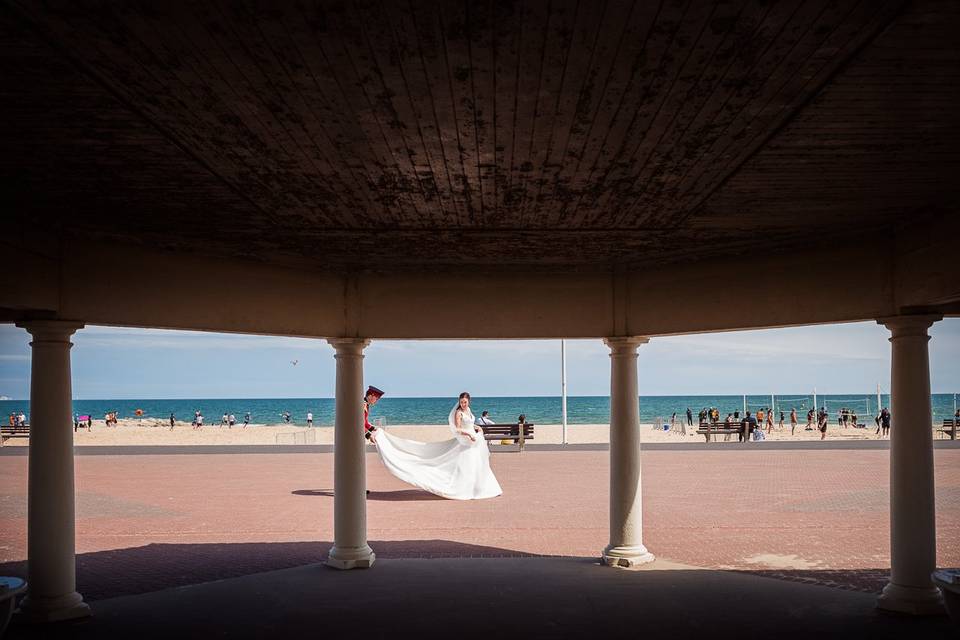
326, 545, 376, 570
876, 582, 945, 616
602, 544, 655, 568
17, 592, 90, 623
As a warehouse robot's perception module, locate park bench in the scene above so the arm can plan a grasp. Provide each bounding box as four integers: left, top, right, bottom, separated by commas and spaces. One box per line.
480, 422, 535, 452
696, 422, 744, 443
0, 424, 30, 444
937, 419, 957, 440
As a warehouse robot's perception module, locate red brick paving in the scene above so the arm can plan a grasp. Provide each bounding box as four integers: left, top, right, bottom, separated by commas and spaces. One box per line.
0, 449, 957, 599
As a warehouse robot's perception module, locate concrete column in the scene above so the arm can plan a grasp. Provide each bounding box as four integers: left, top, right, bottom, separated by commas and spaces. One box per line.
14, 320, 89, 622
876, 314, 943, 615
602, 336, 655, 568
326, 338, 375, 570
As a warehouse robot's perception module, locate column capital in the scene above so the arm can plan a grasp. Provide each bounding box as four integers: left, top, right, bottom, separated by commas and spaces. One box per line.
877, 314, 942, 338
327, 338, 371, 356
603, 336, 650, 354
15, 320, 84, 344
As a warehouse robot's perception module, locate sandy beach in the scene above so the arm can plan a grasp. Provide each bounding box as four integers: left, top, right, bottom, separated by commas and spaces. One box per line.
1, 418, 908, 446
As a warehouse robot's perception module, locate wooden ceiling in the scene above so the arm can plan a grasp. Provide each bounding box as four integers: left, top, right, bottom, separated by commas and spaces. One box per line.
2, 0, 958, 270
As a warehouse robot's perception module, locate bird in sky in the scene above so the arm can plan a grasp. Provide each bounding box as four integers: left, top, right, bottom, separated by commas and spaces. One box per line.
290, 359, 299, 366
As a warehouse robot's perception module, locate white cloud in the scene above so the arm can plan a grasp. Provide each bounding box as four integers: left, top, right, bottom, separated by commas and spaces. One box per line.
77, 325, 332, 351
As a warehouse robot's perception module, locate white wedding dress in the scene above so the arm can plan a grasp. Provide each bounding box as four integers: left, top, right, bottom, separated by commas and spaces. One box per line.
372, 406, 502, 500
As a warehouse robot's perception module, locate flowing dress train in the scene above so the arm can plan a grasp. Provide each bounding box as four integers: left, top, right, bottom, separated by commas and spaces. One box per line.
373, 407, 502, 500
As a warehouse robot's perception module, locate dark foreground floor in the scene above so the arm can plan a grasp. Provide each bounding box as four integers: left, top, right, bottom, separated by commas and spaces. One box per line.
7, 557, 954, 640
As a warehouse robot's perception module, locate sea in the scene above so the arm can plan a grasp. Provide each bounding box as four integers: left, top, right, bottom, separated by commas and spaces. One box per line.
2, 394, 957, 426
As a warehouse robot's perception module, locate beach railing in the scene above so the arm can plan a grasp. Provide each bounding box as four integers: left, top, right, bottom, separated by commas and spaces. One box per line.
276, 430, 317, 445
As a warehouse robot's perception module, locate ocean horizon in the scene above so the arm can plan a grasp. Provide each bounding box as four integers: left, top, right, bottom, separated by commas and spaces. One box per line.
3, 394, 957, 426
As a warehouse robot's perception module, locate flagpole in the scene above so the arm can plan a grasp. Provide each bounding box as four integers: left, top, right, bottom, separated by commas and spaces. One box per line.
561, 339, 568, 446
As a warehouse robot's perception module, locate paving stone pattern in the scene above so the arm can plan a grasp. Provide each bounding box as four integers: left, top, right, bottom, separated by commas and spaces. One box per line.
0, 449, 957, 600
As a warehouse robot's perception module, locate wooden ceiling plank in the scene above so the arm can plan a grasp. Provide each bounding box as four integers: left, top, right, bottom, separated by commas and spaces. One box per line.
320, 1, 432, 224
170, 0, 352, 226
615, 0, 809, 227
510, 0, 552, 227
579, 0, 729, 227
15, 3, 305, 228
492, 0, 521, 218
533, 0, 607, 227
355, 0, 452, 226
133, 4, 336, 227
440, 0, 484, 225
411, 0, 476, 225
243, 5, 384, 226
597, 0, 760, 227
553, 0, 663, 226
543, 0, 636, 226
677, 0, 907, 228
280, 2, 407, 225
518, 0, 578, 227
468, 0, 498, 226
379, 0, 462, 226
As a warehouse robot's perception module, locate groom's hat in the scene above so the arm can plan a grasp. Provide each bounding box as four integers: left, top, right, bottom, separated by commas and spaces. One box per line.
366, 386, 385, 399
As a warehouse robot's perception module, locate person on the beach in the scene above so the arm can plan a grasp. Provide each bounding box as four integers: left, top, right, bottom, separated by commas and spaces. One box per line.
169, 413, 176, 430
243, 412, 250, 428
228, 414, 236, 428
73, 413, 79, 432
475, 410, 495, 426
738, 412, 752, 442
194, 413, 204, 430
283, 411, 291, 424
819, 409, 828, 440
686, 408, 693, 426
850, 411, 858, 428
765, 409, 774, 433
880, 407, 891, 437
778, 411, 785, 431
306, 411, 313, 427
806, 409, 814, 430
790, 408, 798, 435
364, 386, 385, 443
87, 415, 93, 430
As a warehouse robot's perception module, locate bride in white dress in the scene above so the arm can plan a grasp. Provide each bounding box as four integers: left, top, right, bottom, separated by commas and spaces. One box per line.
371, 392, 502, 500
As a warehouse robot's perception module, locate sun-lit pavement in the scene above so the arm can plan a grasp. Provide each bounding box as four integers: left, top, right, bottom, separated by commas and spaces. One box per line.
0, 448, 957, 600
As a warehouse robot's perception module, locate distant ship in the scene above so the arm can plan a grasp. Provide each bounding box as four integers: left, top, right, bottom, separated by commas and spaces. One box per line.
0, 395, 10, 401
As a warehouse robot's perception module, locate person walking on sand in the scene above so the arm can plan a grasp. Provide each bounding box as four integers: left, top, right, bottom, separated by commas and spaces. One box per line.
228, 414, 236, 428
169, 413, 176, 430
221, 413, 228, 428
194, 412, 204, 430
880, 407, 891, 438
819, 409, 828, 440
790, 408, 798, 435
778, 410, 785, 431
686, 407, 693, 426
243, 412, 250, 428
765, 409, 774, 433
306, 411, 313, 427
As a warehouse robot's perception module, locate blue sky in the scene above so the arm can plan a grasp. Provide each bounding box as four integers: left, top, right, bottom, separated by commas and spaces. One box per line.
0, 320, 957, 399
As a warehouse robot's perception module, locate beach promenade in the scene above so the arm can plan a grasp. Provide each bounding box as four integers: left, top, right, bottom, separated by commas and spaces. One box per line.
0, 419, 930, 447
1, 447, 957, 601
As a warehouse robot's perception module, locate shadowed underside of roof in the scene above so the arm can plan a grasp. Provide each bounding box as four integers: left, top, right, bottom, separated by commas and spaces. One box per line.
2, 0, 958, 271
